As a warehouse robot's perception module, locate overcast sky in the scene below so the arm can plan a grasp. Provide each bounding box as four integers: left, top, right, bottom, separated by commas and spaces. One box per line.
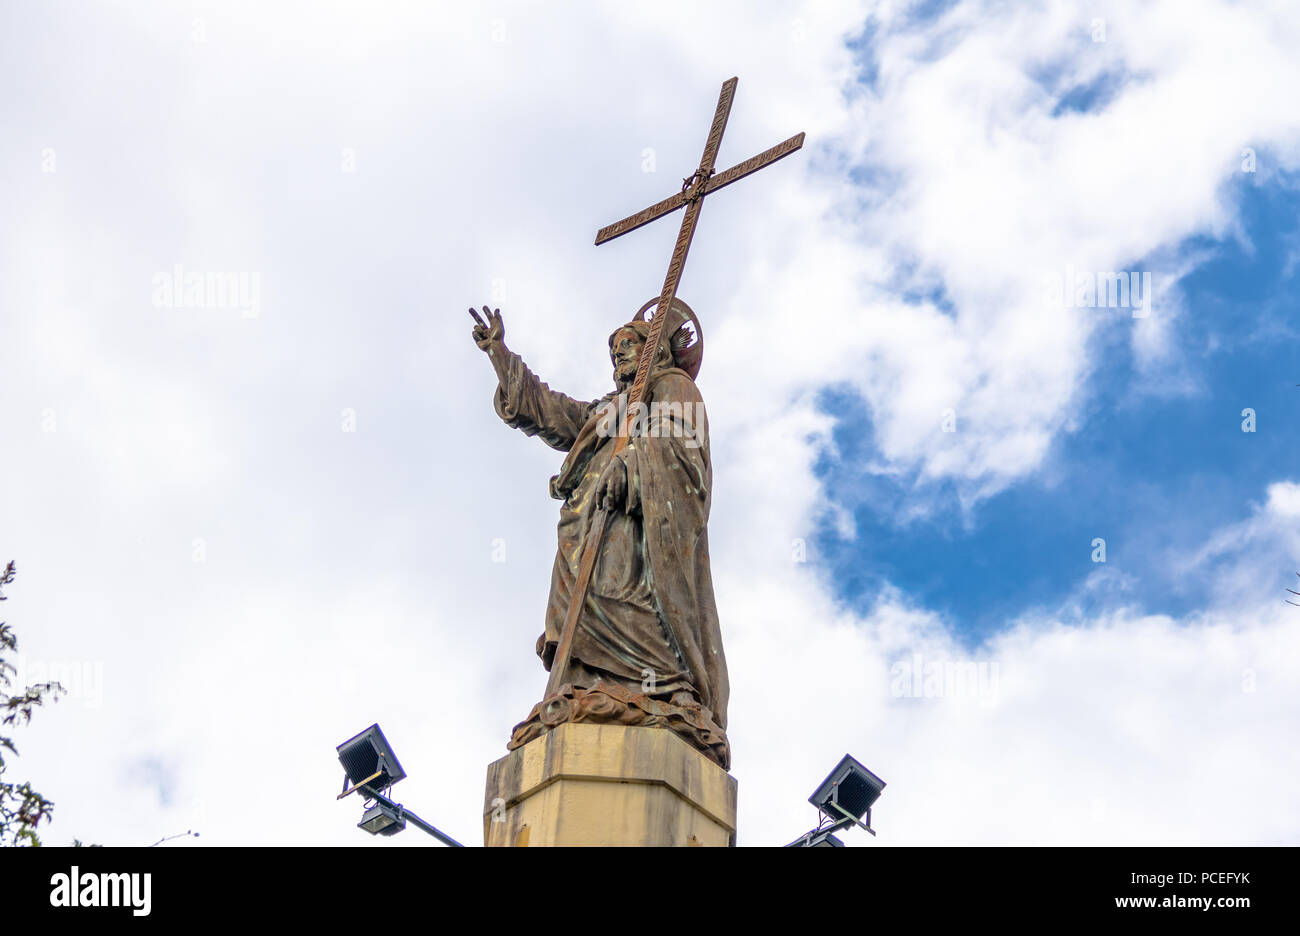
3, 0, 1299, 846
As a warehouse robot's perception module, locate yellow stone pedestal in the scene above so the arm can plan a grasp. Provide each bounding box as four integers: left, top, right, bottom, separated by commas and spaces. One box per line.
483, 722, 737, 846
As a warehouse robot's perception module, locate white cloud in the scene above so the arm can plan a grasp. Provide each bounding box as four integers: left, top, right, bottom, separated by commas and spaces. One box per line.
1265, 481, 1300, 519
768, 0, 1300, 497
2, 0, 1298, 848
726, 502, 1300, 845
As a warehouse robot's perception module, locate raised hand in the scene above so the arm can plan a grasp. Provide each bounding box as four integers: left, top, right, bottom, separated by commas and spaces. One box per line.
469, 306, 505, 352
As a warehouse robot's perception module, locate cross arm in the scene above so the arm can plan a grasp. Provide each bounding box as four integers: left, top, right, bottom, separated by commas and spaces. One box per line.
594, 189, 690, 246
593, 131, 806, 246
701, 131, 805, 199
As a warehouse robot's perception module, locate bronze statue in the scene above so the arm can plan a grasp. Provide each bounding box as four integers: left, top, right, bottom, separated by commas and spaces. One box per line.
471, 302, 730, 768
469, 77, 804, 773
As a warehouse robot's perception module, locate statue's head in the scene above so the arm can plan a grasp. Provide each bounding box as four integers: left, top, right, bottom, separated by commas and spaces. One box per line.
608, 323, 669, 388
606, 298, 704, 389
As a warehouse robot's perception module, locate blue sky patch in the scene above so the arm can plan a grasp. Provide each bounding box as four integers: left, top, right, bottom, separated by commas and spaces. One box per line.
812, 173, 1300, 645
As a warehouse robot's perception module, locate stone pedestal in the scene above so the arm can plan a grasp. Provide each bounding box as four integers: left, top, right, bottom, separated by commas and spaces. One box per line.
483, 722, 737, 846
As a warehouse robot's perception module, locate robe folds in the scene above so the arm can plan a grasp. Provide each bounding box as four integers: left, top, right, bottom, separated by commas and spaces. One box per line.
493, 349, 730, 741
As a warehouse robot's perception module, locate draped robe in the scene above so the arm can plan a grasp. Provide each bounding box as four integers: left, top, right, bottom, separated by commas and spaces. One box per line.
493, 348, 730, 752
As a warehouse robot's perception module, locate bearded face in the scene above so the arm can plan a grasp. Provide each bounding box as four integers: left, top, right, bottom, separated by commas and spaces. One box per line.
610, 327, 644, 387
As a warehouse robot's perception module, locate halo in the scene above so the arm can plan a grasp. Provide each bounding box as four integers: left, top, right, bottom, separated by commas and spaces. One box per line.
632, 297, 704, 380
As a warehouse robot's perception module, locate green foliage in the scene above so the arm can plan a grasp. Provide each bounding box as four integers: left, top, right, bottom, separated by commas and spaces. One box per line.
0, 561, 66, 847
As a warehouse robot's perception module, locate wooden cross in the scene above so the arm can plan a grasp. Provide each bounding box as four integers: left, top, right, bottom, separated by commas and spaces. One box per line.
545, 76, 804, 699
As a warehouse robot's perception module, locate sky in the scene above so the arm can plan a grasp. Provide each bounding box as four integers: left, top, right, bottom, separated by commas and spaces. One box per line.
1, 0, 1298, 847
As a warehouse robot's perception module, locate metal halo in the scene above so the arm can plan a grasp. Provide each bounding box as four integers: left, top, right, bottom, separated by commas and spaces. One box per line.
633, 296, 704, 380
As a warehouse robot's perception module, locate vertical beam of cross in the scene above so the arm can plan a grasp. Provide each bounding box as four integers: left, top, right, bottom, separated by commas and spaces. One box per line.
544, 77, 804, 700
618, 76, 736, 412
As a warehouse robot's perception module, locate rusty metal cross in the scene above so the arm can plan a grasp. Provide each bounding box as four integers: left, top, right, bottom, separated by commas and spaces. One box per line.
594, 76, 805, 411
545, 77, 804, 699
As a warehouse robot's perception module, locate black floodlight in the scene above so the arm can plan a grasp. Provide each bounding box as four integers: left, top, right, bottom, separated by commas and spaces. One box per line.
333, 723, 464, 846
336, 723, 406, 799
785, 829, 844, 847
358, 802, 407, 836
809, 754, 886, 835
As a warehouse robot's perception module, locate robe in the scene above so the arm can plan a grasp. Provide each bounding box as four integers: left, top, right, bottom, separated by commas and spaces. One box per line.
493, 349, 729, 734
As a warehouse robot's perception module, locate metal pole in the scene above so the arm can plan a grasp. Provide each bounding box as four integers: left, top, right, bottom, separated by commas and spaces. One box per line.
364, 788, 464, 847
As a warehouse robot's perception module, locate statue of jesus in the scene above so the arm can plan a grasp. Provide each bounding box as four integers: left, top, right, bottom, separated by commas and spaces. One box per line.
470, 302, 730, 769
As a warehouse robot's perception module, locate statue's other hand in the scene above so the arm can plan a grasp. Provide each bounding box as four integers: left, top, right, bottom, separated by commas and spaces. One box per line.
595, 457, 627, 513
469, 305, 505, 351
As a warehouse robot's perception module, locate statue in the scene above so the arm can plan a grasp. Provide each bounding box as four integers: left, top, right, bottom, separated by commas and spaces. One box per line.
470, 76, 804, 776
470, 302, 731, 768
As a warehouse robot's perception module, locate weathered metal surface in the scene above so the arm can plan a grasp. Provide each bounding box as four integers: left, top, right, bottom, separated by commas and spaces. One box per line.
594, 189, 689, 245
592, 130, 805, 245
473, 76, 804, 770
548, 79, 739, 701
700, 131, 805, 199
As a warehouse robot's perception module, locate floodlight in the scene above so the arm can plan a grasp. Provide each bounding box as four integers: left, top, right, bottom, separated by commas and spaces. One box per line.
809, 753, 886, 835
785, 829, 844, 847
358, 802, 407, 836
336, 723, 406, 798
333, 723, 464, 847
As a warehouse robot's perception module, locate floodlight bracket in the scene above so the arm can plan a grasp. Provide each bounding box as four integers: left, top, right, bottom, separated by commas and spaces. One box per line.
822, 797, 876, 836
337, 767, 385, 800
